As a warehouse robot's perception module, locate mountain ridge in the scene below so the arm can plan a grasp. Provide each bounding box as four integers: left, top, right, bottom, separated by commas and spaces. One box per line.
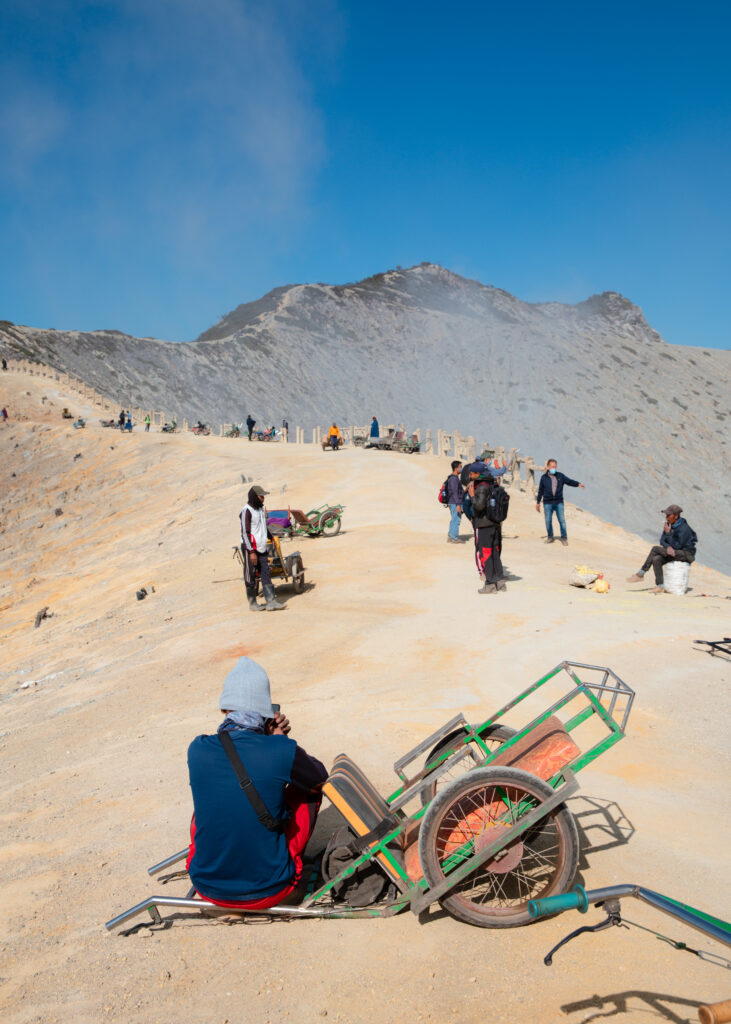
1, 263, 729, 571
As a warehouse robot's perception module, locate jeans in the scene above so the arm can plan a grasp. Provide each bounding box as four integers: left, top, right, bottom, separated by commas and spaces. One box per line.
448, 503, 461, 539
544, 502, 567, 539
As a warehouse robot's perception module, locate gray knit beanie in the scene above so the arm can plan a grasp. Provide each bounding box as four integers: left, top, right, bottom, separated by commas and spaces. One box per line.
219, 657, 274, 717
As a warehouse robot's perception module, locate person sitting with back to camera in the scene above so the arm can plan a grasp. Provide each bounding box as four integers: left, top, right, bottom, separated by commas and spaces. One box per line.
187, 657, 327, 909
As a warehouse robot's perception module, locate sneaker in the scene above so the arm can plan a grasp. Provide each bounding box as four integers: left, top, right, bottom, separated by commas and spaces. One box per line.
560, 538, 568, 546
626, 573, 645, 583
478, 583, 497, 594
496, 581, 507, 591
447, 537, 461, 544
544, 537, 555, 544
649, 585, 665, 594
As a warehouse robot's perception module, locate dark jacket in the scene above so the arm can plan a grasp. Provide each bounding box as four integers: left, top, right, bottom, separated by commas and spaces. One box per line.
187, 730, 326, 902
370, 419, 379, 437
660, 517, 697, 558
536, 471, 580, 506
472, 478, 500, 530
446, 473, 463, 505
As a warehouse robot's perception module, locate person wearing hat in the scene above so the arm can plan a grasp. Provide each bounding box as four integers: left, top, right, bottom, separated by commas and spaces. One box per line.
535, 459, 585, 545
186, 657, 327, 908
468, 461, 508, 593
627, 505, 697, 592
240, 484, 285, 611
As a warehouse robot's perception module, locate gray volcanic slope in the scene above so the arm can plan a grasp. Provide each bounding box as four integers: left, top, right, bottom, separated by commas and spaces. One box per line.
1, 263, 729, 572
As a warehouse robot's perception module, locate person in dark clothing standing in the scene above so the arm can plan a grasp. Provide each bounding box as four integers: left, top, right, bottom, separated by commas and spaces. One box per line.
469, 463, 507, 593
246, 414, 256, 441
370, 416, 379, 439
446, 460, 463, 543
187, 657, 327, 908
118, 408, 126, 431
240, 485, 285, 611
627, 505, 697, 593
536, 459, 585, 545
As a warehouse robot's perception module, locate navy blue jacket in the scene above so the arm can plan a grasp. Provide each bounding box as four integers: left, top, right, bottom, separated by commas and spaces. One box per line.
370, 419, 379, 437
537, 471, 580, 506
187, 730, 326, 901
446, 473, 463, 505
660, 517, 697, 557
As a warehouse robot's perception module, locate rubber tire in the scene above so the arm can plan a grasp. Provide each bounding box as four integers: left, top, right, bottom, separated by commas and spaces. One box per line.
418, 766, 579, 929
291, 556, 305, 593
319, 514, 341, 537
420, 724, 517, 807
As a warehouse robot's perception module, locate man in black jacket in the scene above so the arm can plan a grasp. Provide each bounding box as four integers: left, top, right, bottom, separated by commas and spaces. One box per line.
536, 459, 585, 545
469, 464, 507, 594
627, 505, 697, 592
446, 460, 463, 543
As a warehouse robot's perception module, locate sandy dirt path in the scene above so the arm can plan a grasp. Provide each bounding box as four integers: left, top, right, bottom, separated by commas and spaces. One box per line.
1, 373, 730, 1024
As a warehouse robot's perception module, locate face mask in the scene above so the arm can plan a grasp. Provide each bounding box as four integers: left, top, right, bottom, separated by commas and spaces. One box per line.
549, 468, 556, 475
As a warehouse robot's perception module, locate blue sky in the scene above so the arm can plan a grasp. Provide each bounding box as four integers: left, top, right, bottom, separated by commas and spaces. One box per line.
1, 0, 729, 347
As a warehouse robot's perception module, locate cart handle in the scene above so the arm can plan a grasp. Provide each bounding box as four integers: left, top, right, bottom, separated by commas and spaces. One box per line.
528, 886, 589, 919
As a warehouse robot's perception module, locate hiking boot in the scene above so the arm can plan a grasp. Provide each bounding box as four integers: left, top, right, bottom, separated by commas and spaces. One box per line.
544, 537, 555, 544
626, 573, 645, 583
478, 583, 497, 594
496, 580, 507, 591
248, 596, 265, 612
560, 538, 568, 546
262, 584, 286, 610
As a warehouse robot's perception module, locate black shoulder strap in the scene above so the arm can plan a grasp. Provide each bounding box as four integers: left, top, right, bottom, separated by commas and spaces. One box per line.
218, 731, 285, 833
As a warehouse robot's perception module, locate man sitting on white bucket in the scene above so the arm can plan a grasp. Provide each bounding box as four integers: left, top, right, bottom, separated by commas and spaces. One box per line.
626, 504, 697, 593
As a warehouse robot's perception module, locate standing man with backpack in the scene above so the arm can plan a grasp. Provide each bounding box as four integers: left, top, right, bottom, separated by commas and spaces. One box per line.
445, 460, 463, 543
469, 463, 509, 593
536, 459, 585, 545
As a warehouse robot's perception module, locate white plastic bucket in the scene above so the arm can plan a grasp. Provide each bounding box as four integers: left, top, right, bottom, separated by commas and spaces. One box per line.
663, 560, 690, 595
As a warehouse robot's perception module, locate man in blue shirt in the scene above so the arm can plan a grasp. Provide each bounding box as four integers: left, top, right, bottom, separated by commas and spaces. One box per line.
446, 460, 464, 543
627, 504, 697, 593
187, 657, 327, 908
536, 459, 585, 545
370, 416, 379, 439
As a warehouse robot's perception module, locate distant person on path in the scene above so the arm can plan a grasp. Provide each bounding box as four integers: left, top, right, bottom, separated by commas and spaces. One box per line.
246, 414, 256, 441
370, 416, 379, 439
2, 358, 7, 371
446, 460, 463, 544
469, 462, 509, 593
626, 505, 697, 593
241, 485, 285, 611
186, 657, 326, 909
1, 407, 8, 422
282, 419, 288, 441
327, 423, 342, 450
536, 459, 585, 545
118, 409, 125, 431
144, 414, 150, 432
125, 412, 132, 432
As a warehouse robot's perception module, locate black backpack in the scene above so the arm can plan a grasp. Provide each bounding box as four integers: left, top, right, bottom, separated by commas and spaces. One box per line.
486, 483, 510, 523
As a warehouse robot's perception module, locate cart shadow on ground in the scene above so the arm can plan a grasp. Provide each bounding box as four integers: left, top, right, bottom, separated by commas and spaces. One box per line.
568, 794, 635, 875
560, 990, 702, 1023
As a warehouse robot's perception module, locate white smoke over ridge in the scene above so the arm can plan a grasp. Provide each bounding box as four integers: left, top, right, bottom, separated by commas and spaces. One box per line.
0, 0, 328, 332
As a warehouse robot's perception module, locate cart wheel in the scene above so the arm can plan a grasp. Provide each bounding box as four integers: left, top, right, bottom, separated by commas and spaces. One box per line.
420, 724, 517, 806
319, 513, 341, 537
418, 766, 579, 929
291, 556, 305, 593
